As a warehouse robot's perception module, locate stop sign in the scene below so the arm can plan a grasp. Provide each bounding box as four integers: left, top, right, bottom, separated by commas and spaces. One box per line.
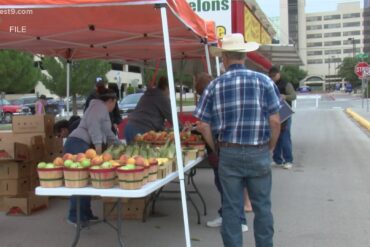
354, 62, 370, 79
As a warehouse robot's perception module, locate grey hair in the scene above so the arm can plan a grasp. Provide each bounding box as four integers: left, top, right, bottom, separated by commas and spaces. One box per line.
223, 51, 246, 60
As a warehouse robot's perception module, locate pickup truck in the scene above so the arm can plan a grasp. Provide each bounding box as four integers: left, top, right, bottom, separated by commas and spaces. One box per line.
0, 99, 31, 123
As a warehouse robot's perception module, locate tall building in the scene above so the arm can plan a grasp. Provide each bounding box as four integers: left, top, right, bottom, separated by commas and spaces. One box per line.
364, 0, 370, 54
279, 0, 306, 66
305, 2, 363, 77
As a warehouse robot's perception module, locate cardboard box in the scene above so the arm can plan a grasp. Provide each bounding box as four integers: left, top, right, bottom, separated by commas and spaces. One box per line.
0, 161, 30, 179
44, 136, 63, 154
0, 132, 45, 161
12, 115, 54, 135
0, 178, 30, 196
103, 197, 148, 220
4, 192, 48, 215
0, 196, 7, 211
29, 176, 40, 190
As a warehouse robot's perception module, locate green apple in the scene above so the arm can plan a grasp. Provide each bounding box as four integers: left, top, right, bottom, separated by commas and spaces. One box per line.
64, 159, 73, 168
37, 162, 46, 169
101, 161, 112, 169
45, 163, 55, 169
125, 164, 136, 170
81, 159, 91, 168
70, 162, 78, 169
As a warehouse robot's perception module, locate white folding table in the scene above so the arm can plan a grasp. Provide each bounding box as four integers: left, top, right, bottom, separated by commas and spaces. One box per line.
36, 157, 205, 247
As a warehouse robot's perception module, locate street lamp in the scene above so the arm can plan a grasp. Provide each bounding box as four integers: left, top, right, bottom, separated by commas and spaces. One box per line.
347, 37, 356, 58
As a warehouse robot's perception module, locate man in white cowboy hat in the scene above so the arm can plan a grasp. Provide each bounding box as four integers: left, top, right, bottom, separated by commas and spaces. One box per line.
194, 33, 281, 247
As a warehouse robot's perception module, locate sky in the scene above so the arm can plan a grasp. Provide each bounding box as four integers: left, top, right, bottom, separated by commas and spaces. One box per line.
257, 0, 364, 18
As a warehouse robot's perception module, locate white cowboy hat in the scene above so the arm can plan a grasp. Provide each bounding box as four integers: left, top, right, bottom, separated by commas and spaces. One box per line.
210, 33, 260, 57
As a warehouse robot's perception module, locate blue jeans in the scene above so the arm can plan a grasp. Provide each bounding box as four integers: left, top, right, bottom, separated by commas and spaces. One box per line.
124, 121, 145, 144
219, 145, 274, 247
273, 117, 293, 164
213, 167, 246, 224
64, 137, 93, 222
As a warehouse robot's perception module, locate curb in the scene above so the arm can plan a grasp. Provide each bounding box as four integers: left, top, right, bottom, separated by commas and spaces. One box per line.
345, 108, 370, 131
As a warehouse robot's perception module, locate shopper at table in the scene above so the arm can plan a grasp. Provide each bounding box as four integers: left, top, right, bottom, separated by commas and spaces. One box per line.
194, 33, 281, 247
64, 88, 120, 227
124, 76, 172, 144
53, 116, 81, 138
268, 66, 296, 169
194, 72, 249, 232
85, 77, 122, 135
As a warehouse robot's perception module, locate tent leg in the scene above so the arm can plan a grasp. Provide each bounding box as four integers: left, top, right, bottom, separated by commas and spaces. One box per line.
215, 56, 221, 76
160, 6, 192, 247
204, 44, 212, 76
66, 61, 71, 118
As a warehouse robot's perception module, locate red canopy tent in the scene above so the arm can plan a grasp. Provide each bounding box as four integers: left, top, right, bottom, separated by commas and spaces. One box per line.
0, 1, 216, 246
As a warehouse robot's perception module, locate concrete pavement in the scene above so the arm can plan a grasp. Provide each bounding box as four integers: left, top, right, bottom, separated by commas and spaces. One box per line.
1, 108, 370, 247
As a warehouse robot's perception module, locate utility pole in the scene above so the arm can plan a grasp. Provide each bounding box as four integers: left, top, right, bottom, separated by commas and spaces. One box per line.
348, 37, 356, 58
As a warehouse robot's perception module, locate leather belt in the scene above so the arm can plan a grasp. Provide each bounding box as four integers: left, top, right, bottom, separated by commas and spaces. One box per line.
218, 142, 268, 148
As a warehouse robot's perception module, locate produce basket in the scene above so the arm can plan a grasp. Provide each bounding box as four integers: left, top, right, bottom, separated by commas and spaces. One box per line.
38, 167, 64, 188
89, 167, 116, 189
148, 160, 158, 182
138, 165, 149, 185
182, 148, 198, 165
117, 166, 144, 190
63, 168, 89, 188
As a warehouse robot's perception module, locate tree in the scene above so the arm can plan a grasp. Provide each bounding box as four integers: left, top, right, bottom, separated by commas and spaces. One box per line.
280, 65, 308, 89
0, 50, 43, 94
42, 58, 111, 114
337, 57, 370, 89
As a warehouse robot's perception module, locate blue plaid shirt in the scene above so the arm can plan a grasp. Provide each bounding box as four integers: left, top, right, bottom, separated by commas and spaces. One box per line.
194, 64, 281, 145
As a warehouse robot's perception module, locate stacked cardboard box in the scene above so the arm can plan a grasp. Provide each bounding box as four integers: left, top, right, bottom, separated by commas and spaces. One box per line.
0, 115, 58, 215
103, 197, 149, 221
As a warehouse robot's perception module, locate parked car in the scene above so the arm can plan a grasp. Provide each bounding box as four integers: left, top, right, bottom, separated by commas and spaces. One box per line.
118, 93, 143, 116
344, 83, 353, 93
297, 86, 312, 93
0, 99, 31, 123
12, 96, 65, 115
64, 96, 86, 110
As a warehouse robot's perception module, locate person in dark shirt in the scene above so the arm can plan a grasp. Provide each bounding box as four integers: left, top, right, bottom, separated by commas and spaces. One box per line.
124, 76, 172, 144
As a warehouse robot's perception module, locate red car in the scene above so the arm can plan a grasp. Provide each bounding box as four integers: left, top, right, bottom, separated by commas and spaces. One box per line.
0, 99, 31, 123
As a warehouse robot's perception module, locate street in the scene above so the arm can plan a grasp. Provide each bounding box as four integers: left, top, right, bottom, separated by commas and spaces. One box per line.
1, 93, 370, 247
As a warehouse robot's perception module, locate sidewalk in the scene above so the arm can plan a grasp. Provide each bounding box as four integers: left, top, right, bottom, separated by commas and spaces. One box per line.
350, 105, 370, 121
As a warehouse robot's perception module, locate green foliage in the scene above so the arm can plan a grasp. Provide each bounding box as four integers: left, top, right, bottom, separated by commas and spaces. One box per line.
42, 58, 111, 97
280, 65, 308, 89
337, 57, 370, 88
0, 50, 43, 93
126, 85, 135, 95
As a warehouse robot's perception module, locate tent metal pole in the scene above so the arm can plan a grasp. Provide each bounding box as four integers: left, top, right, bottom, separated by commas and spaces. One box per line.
66, 61, 71, 117
160, 6, 192, 247
204, 44, 212, 76
215, 56, 221, 76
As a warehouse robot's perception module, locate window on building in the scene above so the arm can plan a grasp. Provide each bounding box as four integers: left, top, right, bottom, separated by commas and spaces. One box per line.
307, 42, 323, 47
324, 23, 341, 29
306, 16, 322, 22
343, 39, 361, 45
307, 33, 322, 39
343, 30, 361, 36
111, 63, 123, 71
325, 50, 341, 55
307, 50, 323, 56
307, 25, 322, 31
128, 65, 141, 73
324, 32, 341, 38
343, 22, 361, 28
343, 48, 361, 54
324, 14, 341, 20
307, 59, 323, 64
324, 58, 342, 63
343, 13, 361, 19
324, 41, 341, 46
